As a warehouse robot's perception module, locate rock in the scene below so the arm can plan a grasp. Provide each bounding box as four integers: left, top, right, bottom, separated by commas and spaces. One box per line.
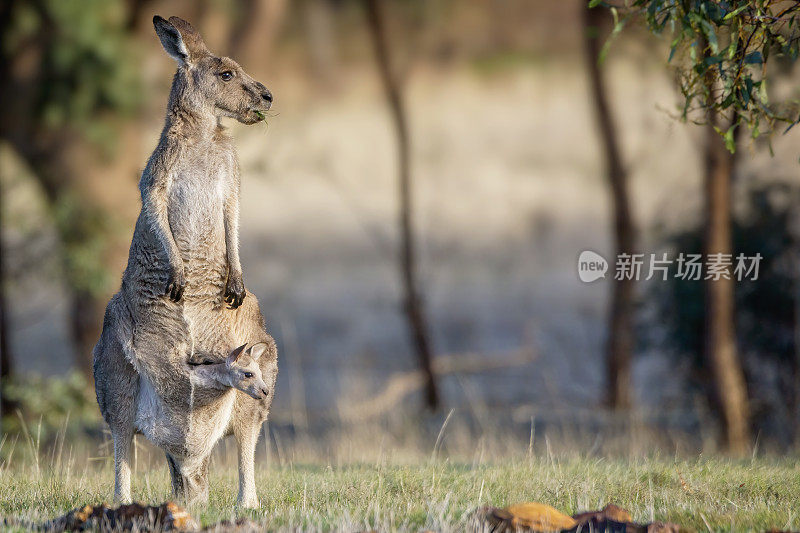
572, 503, 633, 524
505, 502, 578, 531
474, 502, 688, 533
480, 502, 578, 532
42, 502, 198, 532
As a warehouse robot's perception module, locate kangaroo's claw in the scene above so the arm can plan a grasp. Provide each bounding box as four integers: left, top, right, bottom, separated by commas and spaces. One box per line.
224, 273, 245, 309
166, 268, 186, 302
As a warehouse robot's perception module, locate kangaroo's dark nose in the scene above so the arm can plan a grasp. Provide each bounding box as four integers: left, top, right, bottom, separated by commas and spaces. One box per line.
260, 387, 270, 398
262, 90, 273, 103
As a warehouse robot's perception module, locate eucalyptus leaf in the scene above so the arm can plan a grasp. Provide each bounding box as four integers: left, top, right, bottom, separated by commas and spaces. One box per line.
623, 0, 800, 142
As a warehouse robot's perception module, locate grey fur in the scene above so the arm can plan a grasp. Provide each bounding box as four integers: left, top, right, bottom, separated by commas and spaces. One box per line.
92, 15, 277, 508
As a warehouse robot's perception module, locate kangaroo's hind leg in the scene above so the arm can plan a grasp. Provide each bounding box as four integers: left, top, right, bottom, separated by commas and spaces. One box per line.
168, 454, 210, 505
93, 307, 139, 504
235, 423, 261, 508
176, 454, 211, 505
189, 455, 211, 505
112, 427, 135, 503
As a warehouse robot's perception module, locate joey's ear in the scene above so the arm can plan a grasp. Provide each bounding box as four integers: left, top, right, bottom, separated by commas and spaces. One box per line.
226, 344, 247, 367
153, 16, 189, 64
248, 342, 269, 361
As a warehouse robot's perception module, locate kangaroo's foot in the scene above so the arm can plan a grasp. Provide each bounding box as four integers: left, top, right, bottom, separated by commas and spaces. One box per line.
166, 453, 186, 501
238, 492, 260, 509
182, 455, 211, 506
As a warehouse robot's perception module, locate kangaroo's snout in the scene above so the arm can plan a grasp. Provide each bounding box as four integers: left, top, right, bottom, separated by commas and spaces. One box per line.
250, 382, 270, 400
255, 82, 273, 102
244, 385, 268, 401
255, 82, 273, 110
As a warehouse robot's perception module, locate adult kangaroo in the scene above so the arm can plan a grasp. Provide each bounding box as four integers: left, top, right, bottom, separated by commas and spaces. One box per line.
94, 338, 274, 507
92, 15, 277, 507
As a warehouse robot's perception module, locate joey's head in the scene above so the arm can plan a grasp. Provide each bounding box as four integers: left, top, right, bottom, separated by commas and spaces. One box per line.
188, 343, 270, 400
223, 343, 271, 400
153, 15, 272, 125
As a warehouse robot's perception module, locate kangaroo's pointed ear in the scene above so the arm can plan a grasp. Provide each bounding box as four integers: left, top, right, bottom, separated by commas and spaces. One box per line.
227, 344, 247, 367
167, 17, 210, 60
248, 342, 268, 361
153, 15, 189, 64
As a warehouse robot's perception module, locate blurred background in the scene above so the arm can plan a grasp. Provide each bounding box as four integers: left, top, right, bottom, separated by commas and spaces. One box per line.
1, 0, 800, 460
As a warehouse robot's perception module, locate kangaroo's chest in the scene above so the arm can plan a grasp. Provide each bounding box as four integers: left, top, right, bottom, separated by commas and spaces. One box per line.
167, 145, 236, 248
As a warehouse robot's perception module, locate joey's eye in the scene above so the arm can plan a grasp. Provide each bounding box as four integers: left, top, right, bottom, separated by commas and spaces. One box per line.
244, 372, 254, 378
220, 71, 233, 82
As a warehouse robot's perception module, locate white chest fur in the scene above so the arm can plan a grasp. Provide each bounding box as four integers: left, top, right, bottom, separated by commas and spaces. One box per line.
167, 143, 235, 248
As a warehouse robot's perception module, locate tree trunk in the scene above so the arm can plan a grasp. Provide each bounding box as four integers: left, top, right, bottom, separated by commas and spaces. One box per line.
793, 264, 800, 446
304, 0, 339, 86
0, 185, 15, 421
703, 110, 751, 454
229, 0, 287, 75
364, 0, 439, 410
0, 0, 13, 424
69, 290, 109, 375
583, 3, 635, 410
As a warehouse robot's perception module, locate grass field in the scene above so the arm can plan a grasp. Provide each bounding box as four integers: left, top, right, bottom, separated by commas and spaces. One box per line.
2, 453, 799, 531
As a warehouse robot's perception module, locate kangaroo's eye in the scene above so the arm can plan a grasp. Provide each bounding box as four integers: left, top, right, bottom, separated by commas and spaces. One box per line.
220, 71, 233, 82
244, 372, 254, 378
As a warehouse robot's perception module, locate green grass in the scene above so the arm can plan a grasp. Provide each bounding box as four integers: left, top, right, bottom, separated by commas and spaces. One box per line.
1, 455, 799, 531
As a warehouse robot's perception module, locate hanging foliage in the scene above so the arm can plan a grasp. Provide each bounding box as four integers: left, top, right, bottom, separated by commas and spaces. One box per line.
592, 0, 800, 148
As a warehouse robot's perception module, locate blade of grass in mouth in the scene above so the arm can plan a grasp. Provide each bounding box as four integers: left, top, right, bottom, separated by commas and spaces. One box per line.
254, 110, 269, 129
